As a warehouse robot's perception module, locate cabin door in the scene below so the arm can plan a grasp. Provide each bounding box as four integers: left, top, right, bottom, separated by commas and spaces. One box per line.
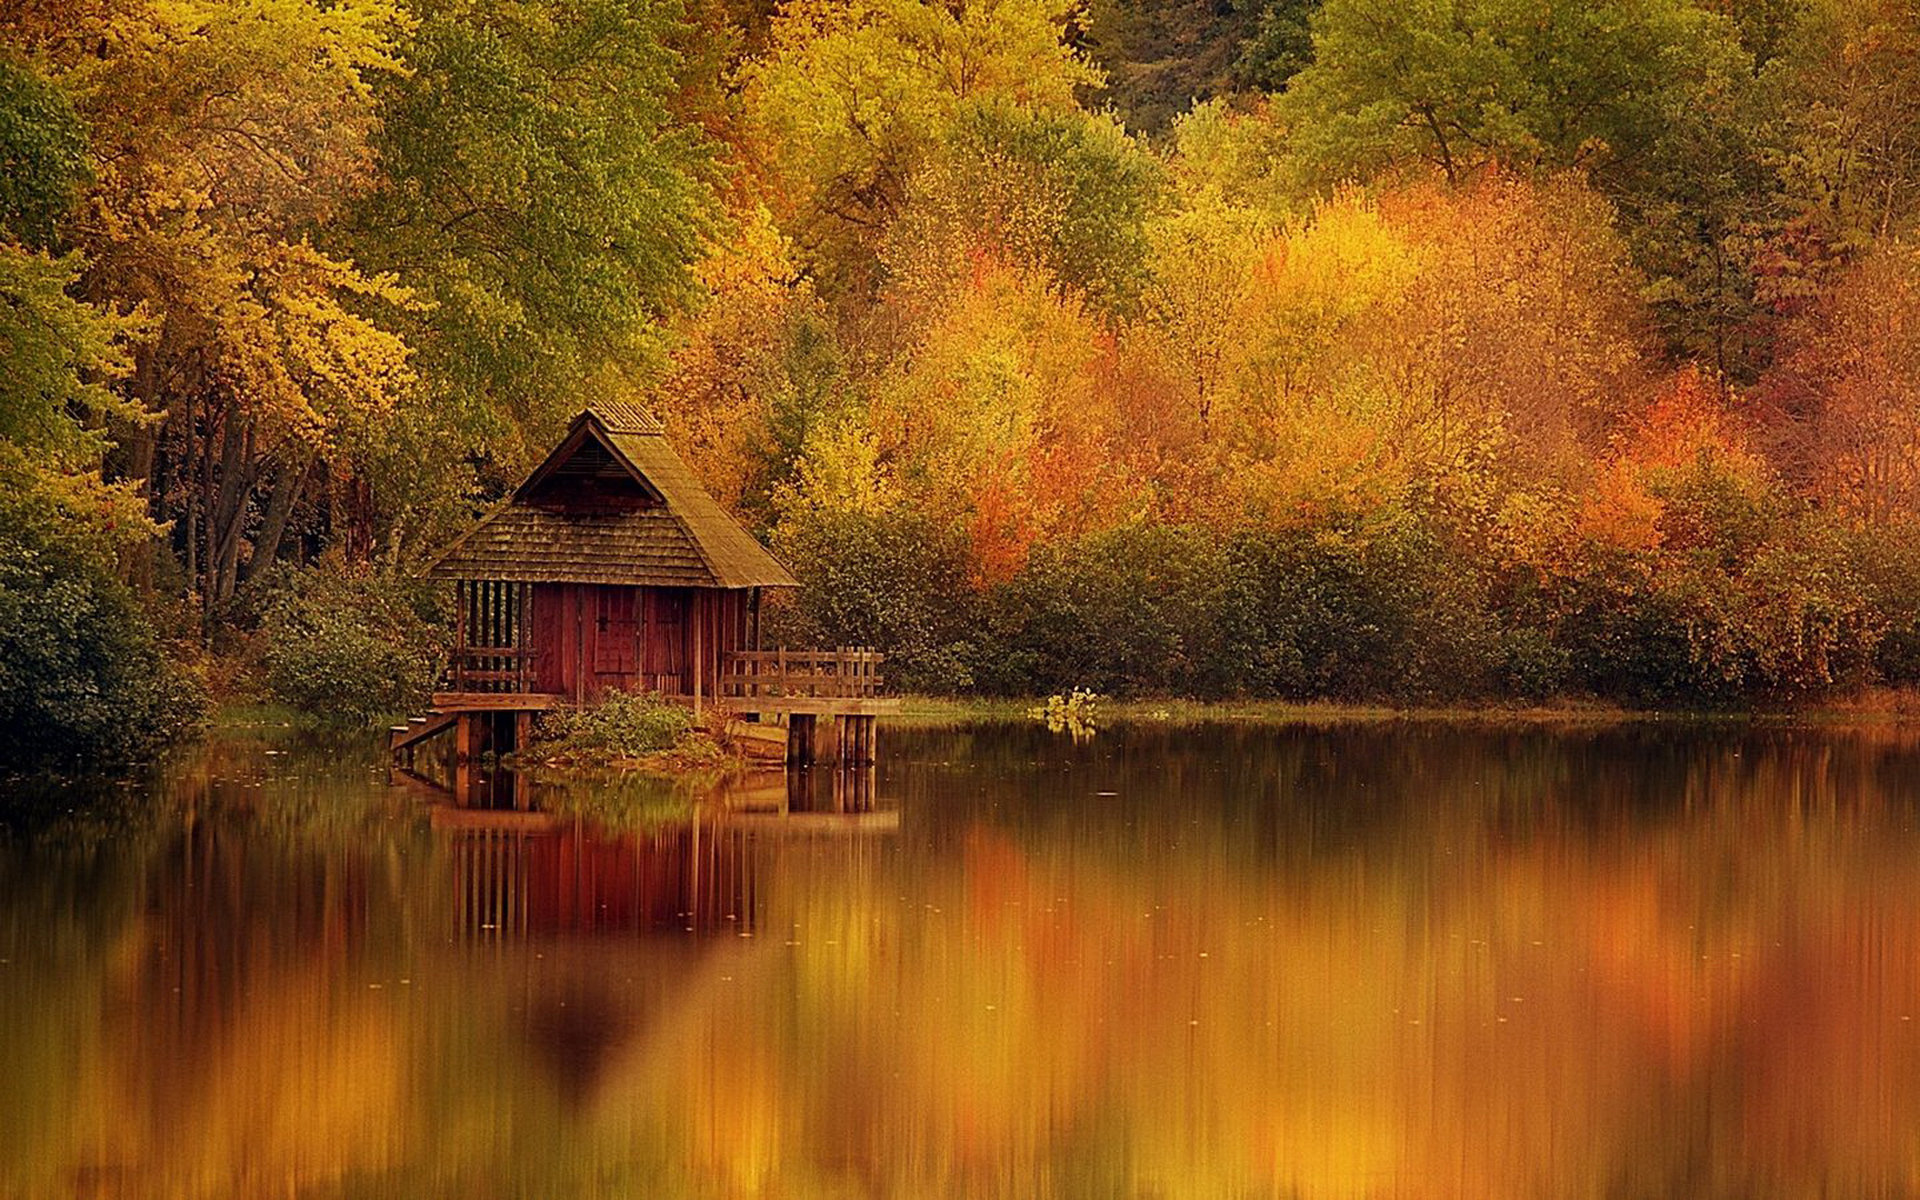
530, 583, 576, 698
590, 587, 638, 697
531, 583, 640, 701
641, 588, 689, 696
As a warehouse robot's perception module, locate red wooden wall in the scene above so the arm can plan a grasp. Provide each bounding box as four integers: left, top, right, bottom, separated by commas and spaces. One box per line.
528, 584, 749, 702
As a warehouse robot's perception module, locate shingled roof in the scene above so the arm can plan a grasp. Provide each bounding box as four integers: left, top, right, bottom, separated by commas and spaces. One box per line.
424, 405, 798, 589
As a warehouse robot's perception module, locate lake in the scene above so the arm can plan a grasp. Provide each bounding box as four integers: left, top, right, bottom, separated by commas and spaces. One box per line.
6, 718, 1920, 1198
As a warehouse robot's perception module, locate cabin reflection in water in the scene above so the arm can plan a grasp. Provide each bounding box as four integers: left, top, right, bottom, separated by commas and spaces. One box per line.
431, 765, 889, 941
440, 819, 758, 938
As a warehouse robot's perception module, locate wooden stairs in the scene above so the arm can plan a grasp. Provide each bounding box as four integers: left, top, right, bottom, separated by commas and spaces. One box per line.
389, 708, 457, 756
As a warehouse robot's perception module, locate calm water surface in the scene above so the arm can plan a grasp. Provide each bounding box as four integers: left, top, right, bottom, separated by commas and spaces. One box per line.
6, 719, 1920, 1198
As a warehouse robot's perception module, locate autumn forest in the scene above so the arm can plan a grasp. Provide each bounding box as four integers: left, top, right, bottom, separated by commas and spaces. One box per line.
7, 0, 1920, 765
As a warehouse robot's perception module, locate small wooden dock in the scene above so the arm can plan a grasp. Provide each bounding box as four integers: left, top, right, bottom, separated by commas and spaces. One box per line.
719, 647, 899, 765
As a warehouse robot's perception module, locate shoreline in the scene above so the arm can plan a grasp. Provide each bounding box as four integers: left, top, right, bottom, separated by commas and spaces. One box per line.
196, 688, 1920, 761
889, 690, 1920, 729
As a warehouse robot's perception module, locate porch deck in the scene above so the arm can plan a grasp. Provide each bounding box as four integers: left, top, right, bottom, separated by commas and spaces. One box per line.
395, 646, 895, 769
433, 646, 896, 715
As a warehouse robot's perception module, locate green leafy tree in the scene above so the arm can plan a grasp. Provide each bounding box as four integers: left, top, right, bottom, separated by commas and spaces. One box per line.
887, 100, 1166, 317
1234, 0, 1317, 94
0, 437, 206, 772
652, 208, 856, 528
1769, 0, 1920, 253
1078, 0, 1262, 132
16, 0, 416, 605
350, 0, 718, 459
0, 245, 142, 465
0, 57, 87, 248
1277, 0, 1774, 373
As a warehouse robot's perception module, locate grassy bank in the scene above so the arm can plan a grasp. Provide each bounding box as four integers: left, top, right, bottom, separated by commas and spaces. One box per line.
891, 690, 1920, 729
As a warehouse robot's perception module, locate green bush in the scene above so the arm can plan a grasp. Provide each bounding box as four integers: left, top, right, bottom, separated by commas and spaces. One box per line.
1220, 518, 1500, 702
525, 690, 694, 761
0, 473, 206, 772
257, 566, 447, 725
769, 480, 1912, 708
1855, 523, 1920, 688
770, 505, 979, 692
1555, 491, 1879, 708
1733, 523, 1878, 700
978, 523, 1227, 696
970, 516, 1505, 702
1493, 626, 1573, 701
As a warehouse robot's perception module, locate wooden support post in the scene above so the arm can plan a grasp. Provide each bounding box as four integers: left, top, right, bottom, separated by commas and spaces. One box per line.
454, 580, 467, 692
515, 582, 527, 692
692, 592, 704, 716
846, 763, 873, 811
453, 713, 476, 805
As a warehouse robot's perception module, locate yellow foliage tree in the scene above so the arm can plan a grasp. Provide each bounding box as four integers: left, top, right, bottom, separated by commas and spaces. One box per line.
14, 0, 414, 602
739, 0, 1098, 290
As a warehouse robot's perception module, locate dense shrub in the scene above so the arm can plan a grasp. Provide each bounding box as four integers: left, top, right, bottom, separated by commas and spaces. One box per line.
1734, 526, 1879, 700
1556, 556, 1731, 706
977, 524, 1228, 696
964, 518, 1507, 701
1556, 490, 1881, 707
770, 506, 979, 692
1856, 525, 1920, 688
1221, 520, 1501, 702
771, 487, 1906, 708
0, 474, 206, 772
257, 566, 447, 725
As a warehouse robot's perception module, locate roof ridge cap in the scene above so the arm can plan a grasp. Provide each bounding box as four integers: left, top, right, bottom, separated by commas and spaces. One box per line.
583, 399, 665, 436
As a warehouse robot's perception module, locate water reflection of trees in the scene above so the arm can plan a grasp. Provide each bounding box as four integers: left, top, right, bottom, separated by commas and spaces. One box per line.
10, 723, 1920, 1195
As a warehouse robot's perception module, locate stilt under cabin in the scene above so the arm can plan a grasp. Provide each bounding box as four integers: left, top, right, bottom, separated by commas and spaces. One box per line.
389, 401, 897, 796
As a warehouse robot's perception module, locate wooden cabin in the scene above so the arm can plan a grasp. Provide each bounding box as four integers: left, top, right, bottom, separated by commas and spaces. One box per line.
424, 400, 794, 706
392, 402, 891, 778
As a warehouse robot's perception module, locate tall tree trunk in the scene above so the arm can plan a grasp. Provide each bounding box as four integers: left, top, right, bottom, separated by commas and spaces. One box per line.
183, 393, 198, 589
120, 349, 164, 590
245, 450, 311, 584
207, 414, 256, 609
202, 403, 219, 612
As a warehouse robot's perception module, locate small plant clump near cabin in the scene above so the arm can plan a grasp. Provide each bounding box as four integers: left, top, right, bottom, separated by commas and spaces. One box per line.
1032, 688, 1101, 739
519, 691, 729, 769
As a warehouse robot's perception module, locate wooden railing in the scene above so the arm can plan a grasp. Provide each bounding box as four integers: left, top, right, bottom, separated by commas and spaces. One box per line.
450, 579, 533, 694
446, 645, 540, 694
719, 648, 885, 701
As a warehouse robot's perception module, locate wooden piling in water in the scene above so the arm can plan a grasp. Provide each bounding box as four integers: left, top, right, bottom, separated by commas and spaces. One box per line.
453, 712, 476, 799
